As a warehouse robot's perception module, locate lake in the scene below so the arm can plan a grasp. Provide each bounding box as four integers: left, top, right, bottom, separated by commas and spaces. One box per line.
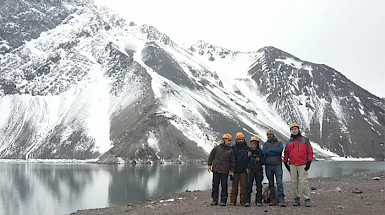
1, 161, 384, 215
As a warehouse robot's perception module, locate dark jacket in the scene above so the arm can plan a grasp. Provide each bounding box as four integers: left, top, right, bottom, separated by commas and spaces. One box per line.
284, 134, 314, 165
232, 141, 250, 173
248, 144, 265, 171
208, 143, 235, 174
262, 137, 283, 165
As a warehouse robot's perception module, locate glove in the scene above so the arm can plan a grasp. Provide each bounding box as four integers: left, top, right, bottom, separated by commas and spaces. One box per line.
304, 161, 311, 171
284, 162, 290, 172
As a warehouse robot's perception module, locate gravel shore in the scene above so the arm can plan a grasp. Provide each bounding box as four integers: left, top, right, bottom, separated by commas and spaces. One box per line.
70, 170, 385, 215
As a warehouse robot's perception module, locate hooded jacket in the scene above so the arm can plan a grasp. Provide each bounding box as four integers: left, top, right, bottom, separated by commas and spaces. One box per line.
284, 134, 314, 165
208, 142, 235, 174
262, 137, 283, 165
232, 141, 250, 173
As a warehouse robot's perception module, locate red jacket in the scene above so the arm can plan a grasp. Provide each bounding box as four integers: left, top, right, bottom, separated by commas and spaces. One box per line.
284, 135, 313, 165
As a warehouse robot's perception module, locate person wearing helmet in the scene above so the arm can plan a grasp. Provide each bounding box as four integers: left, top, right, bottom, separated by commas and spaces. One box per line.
284, 123, 314, 207
208, 134, 235, 206
243, 136, 265, 207
262, 129, 286, 207
229, 132, 250, 206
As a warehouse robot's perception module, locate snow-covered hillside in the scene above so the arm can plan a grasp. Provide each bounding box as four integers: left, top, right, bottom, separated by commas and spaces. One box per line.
0, 0, 384, 162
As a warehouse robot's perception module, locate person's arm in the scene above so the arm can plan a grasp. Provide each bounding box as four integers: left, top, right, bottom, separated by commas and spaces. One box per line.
208, 146, 216, 172
305, 138, 314, 162
247, 150, 252, 166
283, 143, 291, 172
266, 142, 283, 155
257, 150, 265, 165
230, 150, 235, 175
305, 138, 314, 171
283, 143, 290, 163
262, 143, 273, 156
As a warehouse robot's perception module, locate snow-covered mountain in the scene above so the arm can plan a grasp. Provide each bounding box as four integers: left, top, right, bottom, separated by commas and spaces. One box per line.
0, 0, 384, 162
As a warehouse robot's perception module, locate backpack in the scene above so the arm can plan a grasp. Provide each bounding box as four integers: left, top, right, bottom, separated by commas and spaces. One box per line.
263, 187, 278, 203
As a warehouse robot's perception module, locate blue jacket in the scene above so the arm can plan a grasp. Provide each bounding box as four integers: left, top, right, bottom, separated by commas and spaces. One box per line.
262, 138, 283, 165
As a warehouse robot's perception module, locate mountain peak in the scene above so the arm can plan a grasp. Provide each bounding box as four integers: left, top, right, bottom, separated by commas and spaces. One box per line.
188, 40, 237, 61
140, 24, 175, 46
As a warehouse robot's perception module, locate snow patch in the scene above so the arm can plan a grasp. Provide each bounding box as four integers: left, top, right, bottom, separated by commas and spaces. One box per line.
276, 57, 303, 69
85, 63, 111, 154
147, 131, 160, 153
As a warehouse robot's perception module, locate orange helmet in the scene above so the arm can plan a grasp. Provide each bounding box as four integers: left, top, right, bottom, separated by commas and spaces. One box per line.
222, 134, 232, 140
289, 123, 300, 129
236, 132, 244, 139
250, 136, 259, 142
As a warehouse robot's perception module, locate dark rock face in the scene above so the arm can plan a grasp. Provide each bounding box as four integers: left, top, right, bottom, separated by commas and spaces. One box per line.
248, 46, 385, 157
0, 0, 79, 53
142, 43, 197, 89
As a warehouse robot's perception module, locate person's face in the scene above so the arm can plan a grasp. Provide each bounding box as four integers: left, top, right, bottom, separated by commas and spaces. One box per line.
267, 133, 274, 140
290, 127, 299, 135
251, 142, 258, 149
224, 138, 231, 146
236, 137, 244, 143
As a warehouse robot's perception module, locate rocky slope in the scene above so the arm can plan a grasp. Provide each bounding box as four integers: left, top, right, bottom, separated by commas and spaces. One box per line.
0, 0, 384, 162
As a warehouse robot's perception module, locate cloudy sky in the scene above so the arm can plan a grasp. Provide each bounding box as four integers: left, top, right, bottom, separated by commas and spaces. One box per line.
94, 0, 385, 98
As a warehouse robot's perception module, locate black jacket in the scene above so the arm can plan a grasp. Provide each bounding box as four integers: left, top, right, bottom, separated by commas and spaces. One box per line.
247, 146, 265, 171
208, 143, 235, 174
232, 141, 250, 173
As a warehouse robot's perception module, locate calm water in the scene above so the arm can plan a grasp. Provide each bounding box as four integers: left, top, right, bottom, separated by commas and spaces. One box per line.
1, 161, 384, 215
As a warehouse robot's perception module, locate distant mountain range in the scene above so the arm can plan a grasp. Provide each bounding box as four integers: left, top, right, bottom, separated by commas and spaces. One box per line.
1, 0, 384, 162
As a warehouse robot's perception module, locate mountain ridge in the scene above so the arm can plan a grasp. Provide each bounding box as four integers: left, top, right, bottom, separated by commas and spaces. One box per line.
0, 0, 384, 162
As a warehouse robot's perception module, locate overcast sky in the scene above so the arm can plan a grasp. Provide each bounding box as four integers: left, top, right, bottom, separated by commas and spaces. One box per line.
94, 0, 385, 98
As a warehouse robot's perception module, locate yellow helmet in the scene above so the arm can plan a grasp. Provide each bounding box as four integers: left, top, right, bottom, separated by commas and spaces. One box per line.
222, 134, 232, 140
236, 132, 244, 139
289, 123, 300, 129
250, 136, 259, 142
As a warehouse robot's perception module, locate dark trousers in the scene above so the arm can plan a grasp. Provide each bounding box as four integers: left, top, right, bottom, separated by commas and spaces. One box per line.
212, 172, 229, 203
244, 170, 264, 204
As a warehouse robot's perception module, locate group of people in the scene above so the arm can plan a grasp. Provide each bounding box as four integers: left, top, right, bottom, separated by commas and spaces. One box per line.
207, 123, 314, 207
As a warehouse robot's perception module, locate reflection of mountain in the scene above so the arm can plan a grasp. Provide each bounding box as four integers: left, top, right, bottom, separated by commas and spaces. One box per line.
0, 163, 94, 215
0, 164, 32, 215
107, 165, 211, 204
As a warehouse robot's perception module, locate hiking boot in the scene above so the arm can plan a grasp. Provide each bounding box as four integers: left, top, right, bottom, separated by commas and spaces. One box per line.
210, 201, 218, 206
244, 202, 250, 207
305, 199, 311, 207
293, 198, 300, 206
269, 201, 277, 206
256, 202, 263, 207
279, 201, 286, 207
229, 202, 235, 206
220, 202, 226, 206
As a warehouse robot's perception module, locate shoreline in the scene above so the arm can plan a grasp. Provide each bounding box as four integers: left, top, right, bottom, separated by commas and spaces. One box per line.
0, 157, 379, 164
70, 170, 385, 215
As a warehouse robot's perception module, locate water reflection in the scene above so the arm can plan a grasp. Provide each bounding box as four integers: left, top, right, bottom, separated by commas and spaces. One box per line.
0, 163, 96, 215
107, 165, 211, 205
0, 161, 384, 215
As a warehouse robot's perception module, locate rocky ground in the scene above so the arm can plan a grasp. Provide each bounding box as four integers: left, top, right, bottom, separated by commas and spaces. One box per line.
70, 170, 385, 215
